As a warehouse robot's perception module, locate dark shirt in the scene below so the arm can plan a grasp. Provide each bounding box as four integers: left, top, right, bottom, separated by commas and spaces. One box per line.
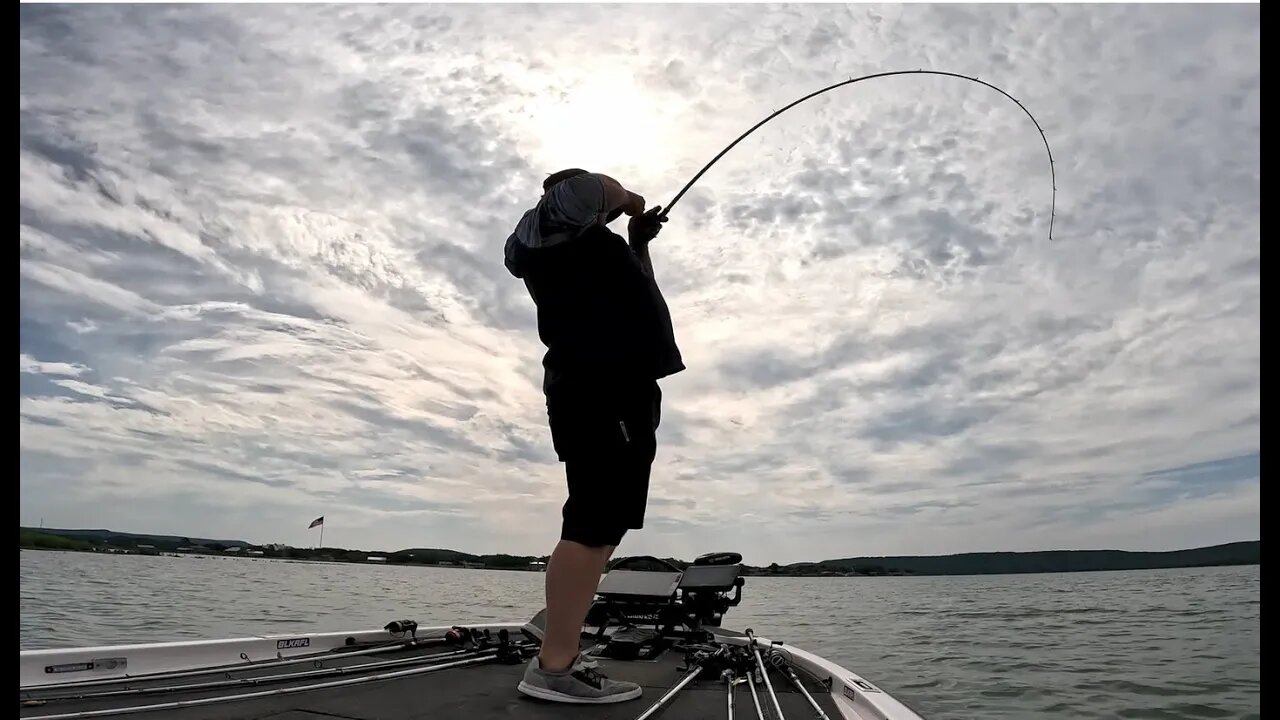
507, 224, 684, 397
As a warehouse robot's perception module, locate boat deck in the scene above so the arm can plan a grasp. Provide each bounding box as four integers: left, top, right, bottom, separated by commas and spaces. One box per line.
21, 633, 840, 720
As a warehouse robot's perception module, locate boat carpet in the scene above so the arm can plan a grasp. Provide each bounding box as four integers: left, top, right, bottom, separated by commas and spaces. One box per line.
21, 634, 841, 719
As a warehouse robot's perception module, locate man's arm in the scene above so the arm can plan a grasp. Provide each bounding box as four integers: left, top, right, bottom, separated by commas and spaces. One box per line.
627, 206, 667, 279
630, 236, 656, 279
595, 174, 646, 218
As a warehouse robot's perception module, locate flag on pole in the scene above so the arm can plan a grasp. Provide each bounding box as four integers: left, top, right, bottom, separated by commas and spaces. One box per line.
308, 516, 324, 529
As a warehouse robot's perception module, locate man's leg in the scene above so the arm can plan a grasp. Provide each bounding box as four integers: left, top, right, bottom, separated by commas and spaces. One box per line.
518, 526, 640, 703
517, 456, 644, 703
538, 539, 613, 671
540, 382, 660, 671
517, 385, 654, 702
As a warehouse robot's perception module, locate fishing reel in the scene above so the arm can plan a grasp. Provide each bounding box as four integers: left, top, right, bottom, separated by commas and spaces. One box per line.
677, 643, 751, 679
492, 629, 539, 665
444, 626, 498, 651
383, 619, 418, 637
437, 626, 535, 663
764, 645, 795, 670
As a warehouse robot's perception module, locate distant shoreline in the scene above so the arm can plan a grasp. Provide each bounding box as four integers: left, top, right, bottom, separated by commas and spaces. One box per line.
22, 547, 1260, 579
19, 528, 1259, 578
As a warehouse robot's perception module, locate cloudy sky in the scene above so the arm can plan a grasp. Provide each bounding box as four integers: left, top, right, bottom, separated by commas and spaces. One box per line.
20, 4, 1258, 564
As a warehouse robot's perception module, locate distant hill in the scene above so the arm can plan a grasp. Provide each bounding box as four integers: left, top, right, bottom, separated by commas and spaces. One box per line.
389, 548, 475, 564
21, 528, 249, 549
389, 548, 545, 569
20, 529, 95, 551
20, 527, 1258, 577
791, 541, 1260, 577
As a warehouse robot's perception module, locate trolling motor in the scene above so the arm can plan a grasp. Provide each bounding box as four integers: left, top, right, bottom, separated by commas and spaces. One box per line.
680, 553, 745, 629
578, 584, 833, 720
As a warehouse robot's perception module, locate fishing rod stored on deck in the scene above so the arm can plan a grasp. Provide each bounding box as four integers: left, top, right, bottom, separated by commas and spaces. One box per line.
628, 638, 832, 720
768, 649, 832, 720
23, 632, 538, 720
633, 645, 729, 720
746, 630, 787, 720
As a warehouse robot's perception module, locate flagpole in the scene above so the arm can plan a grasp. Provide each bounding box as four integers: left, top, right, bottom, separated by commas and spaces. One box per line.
307, 516, 325, 549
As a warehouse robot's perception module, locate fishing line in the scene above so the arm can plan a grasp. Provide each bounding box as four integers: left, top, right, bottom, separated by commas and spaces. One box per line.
660, 70, 1057, 241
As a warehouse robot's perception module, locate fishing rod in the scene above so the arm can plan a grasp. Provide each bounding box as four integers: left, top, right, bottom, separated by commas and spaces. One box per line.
24, 642, 539, 720
724, 669, 740, 720
744, 663, 767, 720
22, 638, 432, 692
660, 70, 1057, 241
634, 646, 728, 720
28, 647, 479, 702
745, 630, 787, 720
766, 647, 831, 720
23, 623, 476, 692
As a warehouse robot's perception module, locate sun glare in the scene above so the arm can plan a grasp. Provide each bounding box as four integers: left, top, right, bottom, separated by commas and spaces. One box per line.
531, 71, 669, 181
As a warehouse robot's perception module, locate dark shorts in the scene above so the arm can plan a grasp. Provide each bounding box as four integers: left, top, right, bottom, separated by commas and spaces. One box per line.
547, 381, 661, 548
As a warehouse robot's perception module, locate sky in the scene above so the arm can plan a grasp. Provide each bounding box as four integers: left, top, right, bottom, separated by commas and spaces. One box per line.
19, 4, 1259, 564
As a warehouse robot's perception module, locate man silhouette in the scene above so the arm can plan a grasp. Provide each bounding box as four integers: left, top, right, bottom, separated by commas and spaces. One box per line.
503, 169, 683, 703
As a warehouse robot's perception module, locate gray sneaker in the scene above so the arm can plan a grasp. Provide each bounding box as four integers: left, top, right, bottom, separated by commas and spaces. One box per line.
517, 655, 642, 704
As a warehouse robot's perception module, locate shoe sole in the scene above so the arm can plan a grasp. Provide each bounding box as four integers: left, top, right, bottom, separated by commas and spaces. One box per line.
517, 681, 643, 704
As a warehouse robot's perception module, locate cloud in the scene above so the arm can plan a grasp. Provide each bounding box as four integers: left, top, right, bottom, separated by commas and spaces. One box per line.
20, 353, 88, 378
19, 4, 1258, 563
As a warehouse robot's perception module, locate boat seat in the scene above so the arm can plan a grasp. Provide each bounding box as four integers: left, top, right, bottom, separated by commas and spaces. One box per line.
677, 563, 742, 593
595, 570, 683, 601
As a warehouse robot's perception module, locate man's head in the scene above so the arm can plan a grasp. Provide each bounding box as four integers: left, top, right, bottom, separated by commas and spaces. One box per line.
543, 168, 590, 194
540, 169, 644, 226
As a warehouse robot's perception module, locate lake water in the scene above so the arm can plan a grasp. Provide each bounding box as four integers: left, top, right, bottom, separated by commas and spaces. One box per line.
20, 550, 1259, 719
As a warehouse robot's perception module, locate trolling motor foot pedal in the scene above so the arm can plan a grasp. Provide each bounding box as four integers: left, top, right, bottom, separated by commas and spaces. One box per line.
597, 627, 668, 661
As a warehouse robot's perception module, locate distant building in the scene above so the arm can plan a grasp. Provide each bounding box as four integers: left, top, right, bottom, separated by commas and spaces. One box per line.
367, 556, 387, 563
224, 547, 243, 553
247, 550, 265, 556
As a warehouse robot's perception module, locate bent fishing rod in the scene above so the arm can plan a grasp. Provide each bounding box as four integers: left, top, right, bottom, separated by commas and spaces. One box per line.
658, 70, 1057, 241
